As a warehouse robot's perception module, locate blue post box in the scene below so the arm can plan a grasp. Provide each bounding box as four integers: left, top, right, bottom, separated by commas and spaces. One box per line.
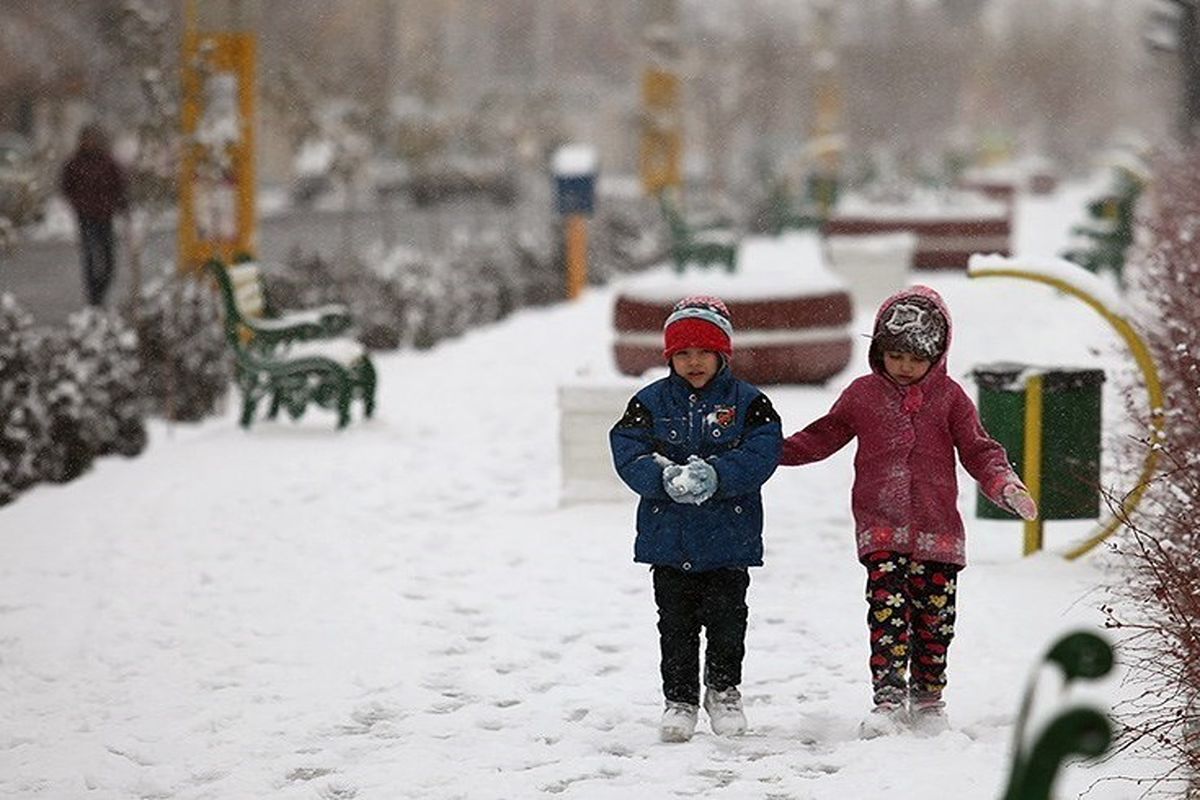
555, 174, 595, 215
552, 144, 598, 216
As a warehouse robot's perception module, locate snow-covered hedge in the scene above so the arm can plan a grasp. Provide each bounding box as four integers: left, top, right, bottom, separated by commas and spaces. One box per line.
0, 298, 147, 503
1108, 145, 1200, 790
126, 273, 232, 422
263, 200, 661, 353
0, 296, 45, 503
0, 273, 232, 506
37, 308, 147, 483
260, 232, 550, 351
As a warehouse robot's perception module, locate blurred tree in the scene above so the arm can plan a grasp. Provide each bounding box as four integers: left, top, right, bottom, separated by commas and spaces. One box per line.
1162, 0, 1200, 141
108, 0, 182, 307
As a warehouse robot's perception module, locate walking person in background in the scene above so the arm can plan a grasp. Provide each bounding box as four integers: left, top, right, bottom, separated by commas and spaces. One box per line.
777, 285, 1038, 738
610, 296, 782, 742
60, 123, 127, 308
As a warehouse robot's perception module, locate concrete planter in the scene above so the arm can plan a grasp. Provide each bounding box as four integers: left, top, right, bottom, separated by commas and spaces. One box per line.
825, 231, 916, 310
558, 380, 641, 505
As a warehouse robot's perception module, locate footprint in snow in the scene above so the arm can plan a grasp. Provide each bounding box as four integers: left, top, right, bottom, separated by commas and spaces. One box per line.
286, 766, 335, 782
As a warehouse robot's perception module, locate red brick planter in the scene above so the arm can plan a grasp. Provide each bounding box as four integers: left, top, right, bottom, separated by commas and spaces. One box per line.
612, 291, 853, 385
824, 203, 1011, 271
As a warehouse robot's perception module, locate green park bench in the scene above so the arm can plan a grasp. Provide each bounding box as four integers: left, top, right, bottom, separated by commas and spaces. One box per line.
762, 179, 825, 235
1062, 221, 1128, 277
1061, 170, 1143, 284
658, 194, 739, 273
206, 259, 376, 429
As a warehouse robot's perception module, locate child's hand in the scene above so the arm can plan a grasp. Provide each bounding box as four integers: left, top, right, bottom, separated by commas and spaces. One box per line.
685, 457, 718, 505
662, 464, 691, 500
1003, 483, 1038, 521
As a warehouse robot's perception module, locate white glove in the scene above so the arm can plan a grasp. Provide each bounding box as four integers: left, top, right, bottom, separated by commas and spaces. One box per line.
684, 457, 718, 505
662, 463, 691, 500
1003, 483, 1038, 521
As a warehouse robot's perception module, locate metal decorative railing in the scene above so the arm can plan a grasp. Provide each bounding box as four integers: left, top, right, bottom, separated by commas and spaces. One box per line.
1000, 631, 1115, 800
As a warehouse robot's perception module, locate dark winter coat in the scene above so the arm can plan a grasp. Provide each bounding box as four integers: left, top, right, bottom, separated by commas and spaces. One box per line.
610, 366, 782, 572
60, 146, 127, 221
780, 285, 1021, 567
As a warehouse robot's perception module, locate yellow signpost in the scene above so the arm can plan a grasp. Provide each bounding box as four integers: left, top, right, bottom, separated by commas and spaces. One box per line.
807, 2, 842, 214
179, 30, 257, 272
640, 67, 681, 196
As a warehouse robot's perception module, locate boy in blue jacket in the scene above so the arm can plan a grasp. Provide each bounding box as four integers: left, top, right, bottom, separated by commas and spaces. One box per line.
610, 295, 782, 742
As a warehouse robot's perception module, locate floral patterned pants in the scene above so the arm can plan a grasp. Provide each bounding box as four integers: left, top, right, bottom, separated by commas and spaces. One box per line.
863, 550, 960, 705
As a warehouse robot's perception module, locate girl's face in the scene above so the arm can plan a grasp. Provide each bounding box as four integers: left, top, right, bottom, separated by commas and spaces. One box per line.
883, 350, 932, 385
671, 348, 721, 388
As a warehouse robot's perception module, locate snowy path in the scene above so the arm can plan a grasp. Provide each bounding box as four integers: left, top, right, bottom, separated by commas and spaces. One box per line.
0, 185, 1157, 799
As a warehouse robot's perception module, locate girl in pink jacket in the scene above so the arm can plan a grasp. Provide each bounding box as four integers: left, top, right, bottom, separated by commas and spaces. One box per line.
779, 285, 1037, 737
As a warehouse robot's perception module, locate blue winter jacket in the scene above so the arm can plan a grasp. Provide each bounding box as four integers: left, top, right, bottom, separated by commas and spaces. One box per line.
609, 367, 783, 572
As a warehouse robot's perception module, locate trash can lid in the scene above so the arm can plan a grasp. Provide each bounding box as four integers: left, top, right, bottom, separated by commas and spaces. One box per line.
971, 362, 1106, 393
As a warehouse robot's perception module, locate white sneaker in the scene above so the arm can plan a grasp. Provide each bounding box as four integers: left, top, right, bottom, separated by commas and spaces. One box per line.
910, 698, 950, 736
703, 686, 748, 736
858, 701, 908, 739
660, 701, 699, 742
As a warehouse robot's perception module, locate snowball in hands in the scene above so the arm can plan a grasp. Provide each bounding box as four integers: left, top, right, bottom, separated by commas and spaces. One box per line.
662, 464, 691, 499
662, 456, 718, 505
685, 457, 718, 505
1003, 483, 1038, 521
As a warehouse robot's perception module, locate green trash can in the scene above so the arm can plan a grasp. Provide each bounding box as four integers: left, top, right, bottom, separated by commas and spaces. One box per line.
972, 363, 1105, 520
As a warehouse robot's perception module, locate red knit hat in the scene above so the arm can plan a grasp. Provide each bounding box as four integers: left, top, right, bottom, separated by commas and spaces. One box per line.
662, 295, 734, 361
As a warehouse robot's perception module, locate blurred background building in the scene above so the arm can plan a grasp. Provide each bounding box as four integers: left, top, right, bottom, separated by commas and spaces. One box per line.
0, 0, 1190, 213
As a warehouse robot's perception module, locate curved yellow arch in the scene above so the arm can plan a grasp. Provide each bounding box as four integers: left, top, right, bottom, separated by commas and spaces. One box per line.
967, 266, 1165, 560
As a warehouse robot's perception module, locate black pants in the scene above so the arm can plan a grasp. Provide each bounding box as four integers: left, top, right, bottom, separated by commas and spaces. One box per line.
78, 216, 116, 307
653, 565, 750, 706
863, 550, 961, 705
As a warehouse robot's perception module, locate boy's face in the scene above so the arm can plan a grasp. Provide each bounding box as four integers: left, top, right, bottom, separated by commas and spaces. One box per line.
671, 348, 721, 388
883, 350, 932, 385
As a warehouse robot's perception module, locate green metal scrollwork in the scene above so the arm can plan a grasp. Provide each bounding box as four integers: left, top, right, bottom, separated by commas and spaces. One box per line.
1000, 631, 1115, 800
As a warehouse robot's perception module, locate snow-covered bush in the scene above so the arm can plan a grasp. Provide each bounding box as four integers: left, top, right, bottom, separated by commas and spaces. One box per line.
259, 253, 414, 349
262, 226, 563, 353
586, 194, 664, 284
125, 273, 232, 422
511, 226, 562, 308
63, 308, 146, 458
1107, 145, 1200, 792
0, 272, 232, 506
36, 308, 146, 483
0, 295, 47, 503
1, 298, 153, 502
259, 203, 653, 357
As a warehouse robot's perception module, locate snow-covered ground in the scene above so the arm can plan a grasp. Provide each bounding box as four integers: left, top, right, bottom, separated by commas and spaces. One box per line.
0, 183, 1167, 799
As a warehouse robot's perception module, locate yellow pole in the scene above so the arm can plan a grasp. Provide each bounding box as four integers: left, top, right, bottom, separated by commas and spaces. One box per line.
179, 23, 198, 273
640, 68, 681, 195
1022, 374, 1045, 555
968, 263, 1166, 559
565, 214, 588, 300
235, 33, 257, 260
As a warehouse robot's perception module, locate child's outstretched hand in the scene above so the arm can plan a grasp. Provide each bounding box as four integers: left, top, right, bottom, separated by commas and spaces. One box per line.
1003, 483, 1038, 521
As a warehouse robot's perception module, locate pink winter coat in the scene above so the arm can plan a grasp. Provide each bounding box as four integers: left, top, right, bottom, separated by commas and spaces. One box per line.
780, 285, 1021, 567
